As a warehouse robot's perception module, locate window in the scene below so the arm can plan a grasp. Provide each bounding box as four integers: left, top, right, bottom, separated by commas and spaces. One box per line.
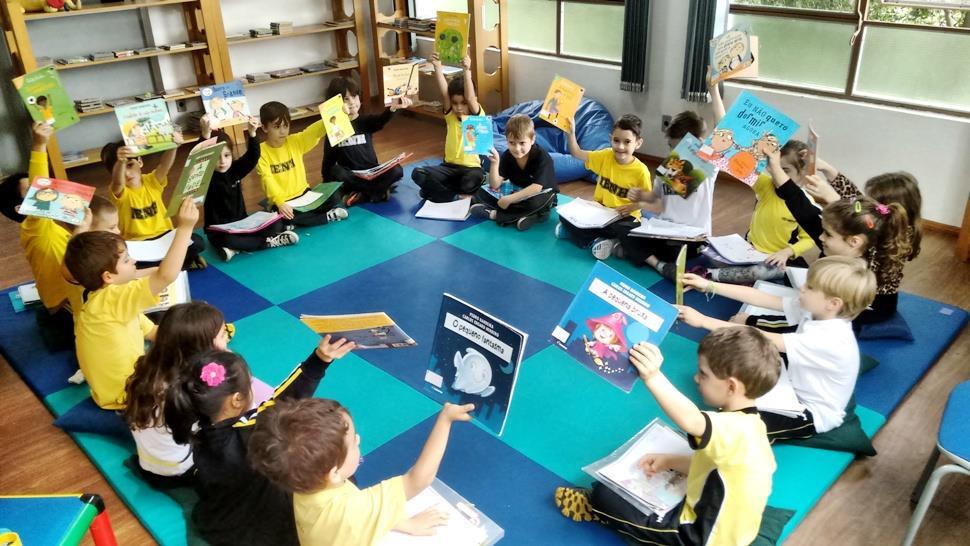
728, 0, 970, 115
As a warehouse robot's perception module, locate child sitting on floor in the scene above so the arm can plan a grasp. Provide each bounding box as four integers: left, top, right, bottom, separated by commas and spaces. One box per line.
412, 53, 486, 202
200, 114, 298, 262
678, 255, 877, 438
64, 198, 199, 410
256, 101, 348, 226
321, 76, 412, 206
556, 328, 780, 545
248, 398, 474, 545
469, 114, 558, 231
560, 114, 658, 259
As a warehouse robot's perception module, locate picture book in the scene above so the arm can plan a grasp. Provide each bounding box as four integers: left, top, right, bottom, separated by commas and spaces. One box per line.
732, 36, 760, 79
382, 62, 420, 106
628, 217, 706, 241
165, 138, 225, 217
144, 271, 191, 314
115, 99, 178, 156
555, 198, 621, 229
434, 11, 470, 65
807, 122, 819, 176
551, 262, 679, 393
460, 115, 493, 155
675, 245, 687, 307
13, 65, 79, 131
379, 478, 504, 546
18, 177, 95, 226
207, 211, 282, 234
709, 29, 756, 84
126, 230, 175, 263
200, 81, 250, 129
351, 152, 413, 180
415, 198, 471, 221
706, 233, 769, 265
300, 312, 416, 349
698, 91, 798, 186
583, 418, 693, 518
539, 75, 584, 132
424, 294, 528, 436
319, 95, 354, 146
285, 182, 343, 212
655, 133, 717, 199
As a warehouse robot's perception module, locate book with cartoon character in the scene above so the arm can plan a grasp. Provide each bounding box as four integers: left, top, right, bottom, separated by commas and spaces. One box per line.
200, 81, 251, 129
114, 99, 178, 157
423, 294, 527, 436
300, 312, 416, 349
319, 94, 354, 146
655, 133, 717, 199
435, 11, 470, 65
538, 75, 584, 132
19, 177, 95, 225
382, 62, 420, 106
461, 115, 493, 155
165, 137, 225, 217
697, 91, 798, 186
13, 65, 79, 131
551, 262, 678, 393
709, 29, 756, 84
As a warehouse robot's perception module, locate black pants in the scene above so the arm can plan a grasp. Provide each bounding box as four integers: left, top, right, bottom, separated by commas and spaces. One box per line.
760, 409, 816, 441
135, 232, 206, 270
472, 188, 557, 225
618, 234, 704, 266
590, 482, 695, 545
412, 162, 485, 202
204, 221, 285, 252
327, 163, 403, 202
282, 193, 342, 227
35, 305, 75, 352
559, 217, 639, 249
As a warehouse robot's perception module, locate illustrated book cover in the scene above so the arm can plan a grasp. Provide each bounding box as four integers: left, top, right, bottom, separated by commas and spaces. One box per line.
19, 177, 95, 226
655, 133, 717, 199
434, 11, 470, 65
13, 65, 79, 130
538, 75, 584, 132
115, 99, 178, 156
200, 81, 251, 129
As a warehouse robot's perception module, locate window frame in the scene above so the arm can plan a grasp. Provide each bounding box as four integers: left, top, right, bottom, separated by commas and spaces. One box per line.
508, 0, 625, 66
728, 0, 970, 118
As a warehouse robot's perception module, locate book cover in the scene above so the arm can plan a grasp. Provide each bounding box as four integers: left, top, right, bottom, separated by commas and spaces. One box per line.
460, 115, 493, 155
709, 29, 756, 84
423, 294, 528, 436
382, 63, 420, 106
144, 271, 191, 314
200, 81, 251, 129
699, 91, 799, 186
319, 95, 354, 146
379, 478, 504, 546
551, 262, 679, 393
675, 245, 687, 307
807, 122, 819, 176
300, 312, 416, 349
165, 139, 225, 217
351, 152, 413, 180
435, 11, 470, 65
114, 99, 178, 156
207, 211, 282, 234
539, 75, 584, 132
285, 182, 343, 212
19, 177, 95, 226
655, 133, 717, 199
12, 65, 79, 131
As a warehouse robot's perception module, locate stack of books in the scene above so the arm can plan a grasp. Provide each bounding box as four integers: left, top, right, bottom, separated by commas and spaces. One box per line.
299, 62, 328, 73
325, 57, 357, 69
269, 67, 302, 79
270, 21, 293, 35
89, 51, 114, 62
56, 56, 90, 65
162, 88, 188, 99
135, 46, 162, 55
245, 72, 271, 83
393, 17, 435, 32
113, 49, 136, 58
181, 111, 204, 133
186, 41, 206, 48
134, 91, 163, 102
288, 106, 313, 117
226, 32, 248, 41
61, 151, 89, 163
249, 27, 274, 38
35, 56, 53, 66
105, 98, 136, 108
74, 98, 105, 113
161, 43, 187, 51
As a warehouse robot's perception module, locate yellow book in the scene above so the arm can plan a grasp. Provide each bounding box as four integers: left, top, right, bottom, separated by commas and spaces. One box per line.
435, 11, 470, 65
539, 75, 585, 133
675, 245, 687, 307
318, 95, 354, 146
300, 312, 416, 349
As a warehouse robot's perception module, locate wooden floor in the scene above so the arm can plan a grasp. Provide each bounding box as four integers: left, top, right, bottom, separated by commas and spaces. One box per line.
1, 114, 967, 545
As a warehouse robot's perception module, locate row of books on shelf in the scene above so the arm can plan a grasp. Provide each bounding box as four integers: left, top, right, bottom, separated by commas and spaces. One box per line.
389, 16, 435, 32
43, 42, 206, 66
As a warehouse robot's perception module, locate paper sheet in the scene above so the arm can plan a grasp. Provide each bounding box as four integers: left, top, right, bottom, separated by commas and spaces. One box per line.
379, 486, 488, 546
415, 198, 471, 221
630, 217, 706, 240
126, 231, 176, 262
555, 198, 621, 229
707, 234, 770, 264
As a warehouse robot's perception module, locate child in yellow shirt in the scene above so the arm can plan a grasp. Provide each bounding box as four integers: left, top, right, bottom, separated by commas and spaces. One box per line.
256, 101, 348, 226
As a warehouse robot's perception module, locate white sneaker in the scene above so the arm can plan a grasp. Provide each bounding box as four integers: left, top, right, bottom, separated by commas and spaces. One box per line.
67, 369, 86, 384
218, 247, 237, 262
266, 230, 300, 248
590, 238, 619, 260
326, 207, 349, 223
554, 222, 569, 240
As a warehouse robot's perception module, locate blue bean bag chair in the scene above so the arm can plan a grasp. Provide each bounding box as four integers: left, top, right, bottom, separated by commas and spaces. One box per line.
487, 97, 614, 184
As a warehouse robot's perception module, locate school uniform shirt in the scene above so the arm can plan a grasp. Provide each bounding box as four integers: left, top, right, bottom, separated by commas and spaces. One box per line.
257, 119, 327, 207
294, 477, 407, 546
443, 107, 484, 168
780, 296, 859, 432
498, 146, 557, 191
18, 150, 71, 309
111, 172, 174, 241
74, 277, 159, 409
681, 408, 775, 546
132, 422, 193, 476
748, 173, 815, 257
585, 149, 652, 219
204, 133, 260, 227
658, 176, 717, 236
322, 108, 395, 175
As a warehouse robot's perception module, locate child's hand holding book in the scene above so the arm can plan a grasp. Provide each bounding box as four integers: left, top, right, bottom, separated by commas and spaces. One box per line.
31, 121, 52, 151
174, 196, 199, 230
314, 334, 356, 363
681, 272, 710, 293
629, 342, 663, 382
439, 402, 475, 423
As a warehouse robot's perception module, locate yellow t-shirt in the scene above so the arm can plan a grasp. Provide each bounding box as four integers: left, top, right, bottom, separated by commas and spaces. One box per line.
444, 108, 484, 168
585, 148, 652, 219
111, 172, 173, 241
748, 173, 815, 257
294, 476, 407, 546
19, 151, 72, 310
257, 119, 327, 207
681, 409, 775, 545
74, 277, 159, 409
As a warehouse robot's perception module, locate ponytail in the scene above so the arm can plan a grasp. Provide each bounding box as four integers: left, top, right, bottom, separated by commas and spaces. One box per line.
864, 171, 922, 260
821, 197, 912, 287
876, 201, 913, 269
163, 350, 253, 445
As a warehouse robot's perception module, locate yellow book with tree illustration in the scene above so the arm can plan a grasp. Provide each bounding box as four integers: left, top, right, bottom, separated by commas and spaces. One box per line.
539, 76, 585, 133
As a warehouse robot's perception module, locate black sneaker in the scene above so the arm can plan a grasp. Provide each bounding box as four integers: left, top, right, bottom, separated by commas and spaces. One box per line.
469, 203, 492, 219
516, 215, 537, 231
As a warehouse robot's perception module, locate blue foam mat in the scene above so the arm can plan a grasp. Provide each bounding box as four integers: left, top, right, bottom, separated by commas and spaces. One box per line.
0, 292, 77, 398
182, 265, 272, 323
647, 276, 749, 342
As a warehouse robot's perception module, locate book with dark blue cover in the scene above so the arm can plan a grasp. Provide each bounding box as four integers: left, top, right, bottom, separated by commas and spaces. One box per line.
423, 294, 527, 436
551, 262, 678, 393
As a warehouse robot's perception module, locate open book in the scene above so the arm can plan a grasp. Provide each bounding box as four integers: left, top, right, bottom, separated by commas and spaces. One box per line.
144, 271, 191, 314
207, 211, 282, 234
379, 479, 503, 545
352, 152, 413, 180
706, 234, 769, 265
756, 364, 806, 419
415, 198, 471, 221
740, 280, 797, 317
126, 231, 176, 263
300, 312, 416, 349
285, 182, 343, 212
628, 217, 706, 241
555, 198, 621, 229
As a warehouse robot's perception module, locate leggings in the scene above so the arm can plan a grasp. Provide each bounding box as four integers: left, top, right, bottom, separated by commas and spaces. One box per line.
205, 220, 285, 252
327, 163, 403, 202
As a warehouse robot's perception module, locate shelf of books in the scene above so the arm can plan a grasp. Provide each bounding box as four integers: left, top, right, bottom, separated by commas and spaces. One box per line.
22, 0, 198, 21
52, 44, 208, 71
226, 21, 355, 44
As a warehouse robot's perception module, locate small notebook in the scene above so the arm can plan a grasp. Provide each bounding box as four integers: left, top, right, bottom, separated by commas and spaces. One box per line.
415, 198, 471, 221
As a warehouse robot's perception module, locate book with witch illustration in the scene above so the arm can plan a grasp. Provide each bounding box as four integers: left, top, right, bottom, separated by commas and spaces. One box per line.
551, 262, 678, 393
709, 29, 756, 84
461, 115, 493, 155
655, 133, 717, 198
115, 99, 178, 156
319, 95, 354, 146
435, 11, 470, 65
200, 81, 251, 129
165, 138, 225, 216
382, 63, 420, 106
539, 75, 584, 132
300, 312, 416, 349
698, 91, 798, 186
19, 177, 95, 225
13, 65, 79, 131
423, 294, 528, 436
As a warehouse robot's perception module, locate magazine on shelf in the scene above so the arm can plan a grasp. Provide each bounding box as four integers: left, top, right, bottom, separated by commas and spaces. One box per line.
415, 198, 471, 221
628, 217, 707, 241
538, 75, 584, 132
207, 211, 283, 234
319, 95, 354, 146
706, 234, 769, 265
13, 65, 79, 131
555, 198, 622, 230
114, 99, 178, 156
551, 262, 678, 393
423, 294, 528, 436
126, 231, 176, 263
18, 177, 95, 226
144, 271, 191, 314
351, 152, 413, 180
379, 478, 504, 546
434, 11, 470, 65
739, 280, 797, 317
382, 62, 421, 106
285, 182, 343, 212
200, 81, 251, 129
756, 364, 807, 419
709, 29, 756, 84
300, 312, 416, 349
460, 115, 493, 155
165, 138, 225, 217
655, 133, 717, 199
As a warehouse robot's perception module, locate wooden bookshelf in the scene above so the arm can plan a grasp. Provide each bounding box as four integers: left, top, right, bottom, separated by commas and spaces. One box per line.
23, 0, 198, 20
240, 64, 359, 88
226, 22, 355, 44
54, 44, 208, 71
376, 22, 434, 39
62, 130, 202, 169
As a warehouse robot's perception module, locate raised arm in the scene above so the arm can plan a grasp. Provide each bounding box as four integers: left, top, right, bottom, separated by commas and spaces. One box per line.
461, 55, 480, 115
430, 53, 451, 113
681, 273, 785, 310
152, 131, 184, 182
708, 73, 726, 125
565, 117, 589, 163
486, 148, 503, 189
148, 198, 196, 294
629, 343, 706, 437
110, 146, 134, 198
402, 403, 474, 499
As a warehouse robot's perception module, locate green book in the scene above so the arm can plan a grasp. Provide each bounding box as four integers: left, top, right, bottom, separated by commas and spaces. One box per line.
166, 138, 225, 217
285, 181, 343, 212
13, 65, 79, 131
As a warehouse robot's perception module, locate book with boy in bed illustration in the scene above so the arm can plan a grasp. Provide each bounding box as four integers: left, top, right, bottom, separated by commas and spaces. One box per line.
300, 312, 416, 349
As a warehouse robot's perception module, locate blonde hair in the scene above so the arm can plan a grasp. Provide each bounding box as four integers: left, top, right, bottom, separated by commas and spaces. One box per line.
505, 114, 534, 140
806, 256, 877, 319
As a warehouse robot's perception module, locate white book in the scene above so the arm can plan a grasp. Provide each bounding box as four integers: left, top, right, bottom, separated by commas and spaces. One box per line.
126, 231, 176, 263
415, 198, 471, 221
379, 479, 503, 546
707, 234, 769, 265
756, 364, 807, 419
17, 283, 41, 305
555, 198, 621, 229
740, 280, 797, 317
144, 271, 191, 314
786, 267, 808, 290
629, 217, 707, 240
208, 211, 282, 234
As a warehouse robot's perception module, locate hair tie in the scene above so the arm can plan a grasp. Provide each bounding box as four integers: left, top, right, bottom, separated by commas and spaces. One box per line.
875, 203, 890, 216
853, 200, 863, 214
200, 362, 226, 388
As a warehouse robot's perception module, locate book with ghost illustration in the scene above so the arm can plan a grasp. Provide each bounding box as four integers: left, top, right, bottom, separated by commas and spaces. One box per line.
319, 95, 354, 146
551, 262, 678, 393
434, 11, 470, 65
424, 294, 528, 436
300, 312, 416, 349
13, 65, 79, 131
461, 115, 493, 155
115, 99, 178, 156
538, 75, 584, 132
19, 177, 95, 225
166, 138, 225, 216
709, 29, 756, 84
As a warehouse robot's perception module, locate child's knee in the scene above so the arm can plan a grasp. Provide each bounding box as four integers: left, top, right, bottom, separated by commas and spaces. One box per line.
411, 167, 427, 185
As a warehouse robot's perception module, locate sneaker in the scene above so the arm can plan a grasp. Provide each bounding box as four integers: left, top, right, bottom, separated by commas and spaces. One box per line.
67, 369, 86, 385
187, 256, 208, 270
266, 230, 300, 248
554, 487, 599, 523
469, 203, 492, 219
217, 247, 237, 262
554, 222, 569, 240
590, 238, 619, 260
326, 207, 349, 223
344, 191, 362, 207
516, 215, 537, 231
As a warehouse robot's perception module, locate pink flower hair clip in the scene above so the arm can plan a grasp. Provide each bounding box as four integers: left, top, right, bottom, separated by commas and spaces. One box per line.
875, 203, 891, 216
200, 362, 226, 388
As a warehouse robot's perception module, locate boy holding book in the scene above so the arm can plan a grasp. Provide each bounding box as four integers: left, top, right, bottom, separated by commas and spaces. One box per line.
556, 327, 780, 545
